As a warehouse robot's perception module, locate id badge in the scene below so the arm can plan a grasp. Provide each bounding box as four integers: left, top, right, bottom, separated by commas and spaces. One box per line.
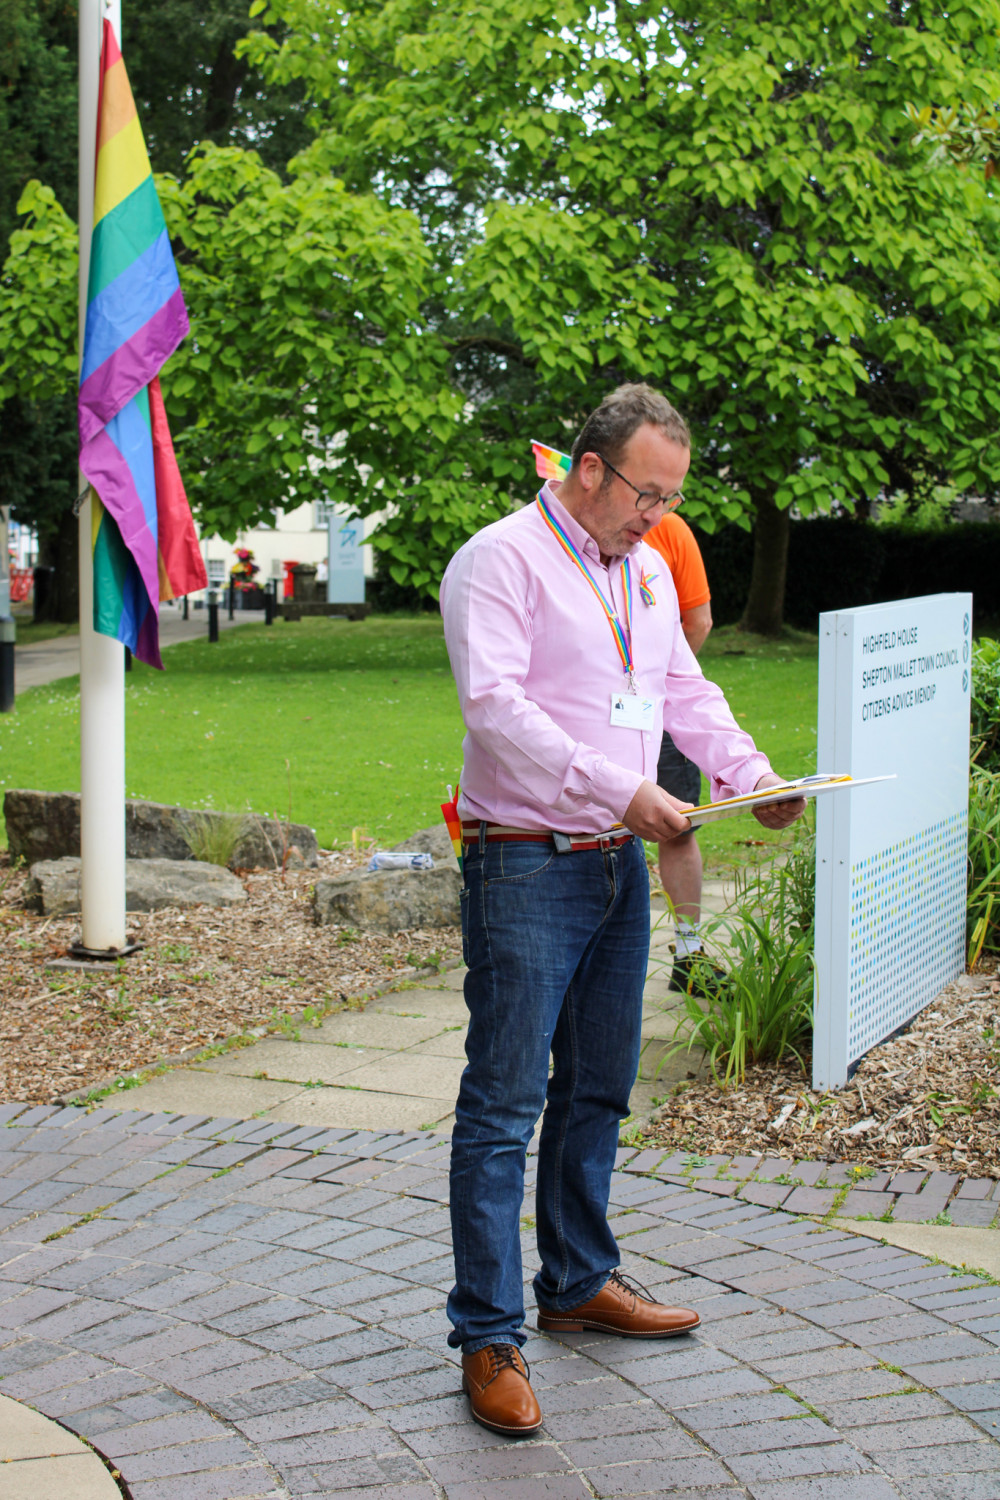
610, 691, 655, 730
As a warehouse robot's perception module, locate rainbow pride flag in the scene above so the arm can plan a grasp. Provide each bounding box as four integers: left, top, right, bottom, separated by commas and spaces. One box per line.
78, 20, 206, 668
531, 440, 572, 483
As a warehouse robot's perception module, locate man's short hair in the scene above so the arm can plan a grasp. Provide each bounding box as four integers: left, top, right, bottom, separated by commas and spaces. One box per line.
570, 383, 690, 472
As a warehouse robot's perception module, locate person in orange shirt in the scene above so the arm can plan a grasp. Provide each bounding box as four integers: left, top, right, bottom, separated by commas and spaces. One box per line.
643, 511, 716, 991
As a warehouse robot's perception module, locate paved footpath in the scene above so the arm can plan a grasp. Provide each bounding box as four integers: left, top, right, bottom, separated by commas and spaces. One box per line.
1, 1101, 999, 1500
13, 606, 266, 694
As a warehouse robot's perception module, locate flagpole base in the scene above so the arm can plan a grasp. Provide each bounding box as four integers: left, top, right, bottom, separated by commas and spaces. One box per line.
67, 938, 144, 962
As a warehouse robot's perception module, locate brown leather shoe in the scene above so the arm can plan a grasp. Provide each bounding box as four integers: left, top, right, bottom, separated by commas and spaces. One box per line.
537, 1269, 700, 1337
461, 1343, 543, 1437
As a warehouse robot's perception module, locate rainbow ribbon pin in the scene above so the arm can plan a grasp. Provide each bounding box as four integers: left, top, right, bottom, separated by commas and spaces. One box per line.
639, 568, 657, 607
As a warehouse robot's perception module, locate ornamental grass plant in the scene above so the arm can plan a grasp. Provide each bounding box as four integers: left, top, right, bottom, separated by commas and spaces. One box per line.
968, 765, 1000, 965
654, 831, 816, 1090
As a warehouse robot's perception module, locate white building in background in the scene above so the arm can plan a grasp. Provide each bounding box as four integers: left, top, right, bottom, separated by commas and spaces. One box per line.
197, 498, 376, 598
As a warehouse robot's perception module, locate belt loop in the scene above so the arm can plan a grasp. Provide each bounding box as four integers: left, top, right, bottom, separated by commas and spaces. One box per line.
478, 820, 487, 855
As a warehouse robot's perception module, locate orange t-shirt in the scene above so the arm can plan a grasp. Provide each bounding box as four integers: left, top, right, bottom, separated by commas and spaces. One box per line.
643, 512, 711, 613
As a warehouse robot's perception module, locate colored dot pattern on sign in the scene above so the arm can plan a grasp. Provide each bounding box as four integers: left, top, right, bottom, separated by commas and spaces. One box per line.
848, 810, 967, 1063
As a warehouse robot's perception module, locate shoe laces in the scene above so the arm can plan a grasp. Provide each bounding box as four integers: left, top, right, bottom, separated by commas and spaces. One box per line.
485, 1343, 529, 1387
607, 1268, 656, 1308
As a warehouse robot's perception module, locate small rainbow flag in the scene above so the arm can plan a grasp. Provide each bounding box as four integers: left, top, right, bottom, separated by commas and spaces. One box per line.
440, 786, 463, 874
78, 20, 206, 668
531, 440, 572, 483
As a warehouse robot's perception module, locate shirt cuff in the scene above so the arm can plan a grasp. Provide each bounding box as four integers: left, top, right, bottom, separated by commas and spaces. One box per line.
590, 762, 647, 823
712, 753, 773, 804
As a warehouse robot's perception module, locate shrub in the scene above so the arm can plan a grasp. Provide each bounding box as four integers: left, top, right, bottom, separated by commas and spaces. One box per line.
968, 766, 1000, 964
971, 638, 1000, 772
659, 847, 815, 1089
692, 518, 1000, 632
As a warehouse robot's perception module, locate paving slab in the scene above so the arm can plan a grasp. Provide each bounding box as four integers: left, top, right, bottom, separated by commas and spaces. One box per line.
1, 1102, 998, 1499
831, 1217, 1000, 1280
197, 1039, 393, 1081
0, 1391, 121, 1497
114, 1070, 305, 1117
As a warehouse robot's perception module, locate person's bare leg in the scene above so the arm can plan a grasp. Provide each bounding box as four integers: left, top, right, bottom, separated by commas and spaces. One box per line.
657, 831, 702, 927
658, 832, 713, 988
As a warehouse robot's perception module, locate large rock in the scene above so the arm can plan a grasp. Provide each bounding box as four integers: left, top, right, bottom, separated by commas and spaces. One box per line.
312, 865, 461, 933
25, 857, 248, 916
4, 790, 318, 870
391, 822, 460, 872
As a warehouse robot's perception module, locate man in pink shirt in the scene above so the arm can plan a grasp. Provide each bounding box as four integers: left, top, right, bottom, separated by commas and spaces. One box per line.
440, 384, 804, 1438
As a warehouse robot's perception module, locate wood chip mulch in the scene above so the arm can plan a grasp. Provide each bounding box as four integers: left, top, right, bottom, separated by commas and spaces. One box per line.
0, 850, 460, 1105
646, 968, 1000, 1178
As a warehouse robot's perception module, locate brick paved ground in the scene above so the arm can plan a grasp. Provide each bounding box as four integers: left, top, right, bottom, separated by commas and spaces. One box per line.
1, 1102, 999, 1500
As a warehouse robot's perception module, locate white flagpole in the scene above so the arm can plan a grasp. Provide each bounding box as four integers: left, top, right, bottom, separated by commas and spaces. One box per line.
78, 0, 126, 952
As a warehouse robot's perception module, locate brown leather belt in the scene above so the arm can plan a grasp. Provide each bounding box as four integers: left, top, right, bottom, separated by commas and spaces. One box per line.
461, 820, 632, 853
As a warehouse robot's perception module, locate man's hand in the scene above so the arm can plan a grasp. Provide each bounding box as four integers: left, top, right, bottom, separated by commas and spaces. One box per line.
623, 780, 693, 842
752, 771, 807, 830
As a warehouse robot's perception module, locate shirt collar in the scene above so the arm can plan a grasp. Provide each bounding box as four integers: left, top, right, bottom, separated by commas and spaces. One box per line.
540, 480, 635, 568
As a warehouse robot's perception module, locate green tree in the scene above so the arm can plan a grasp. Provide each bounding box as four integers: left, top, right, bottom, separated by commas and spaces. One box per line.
124, 0, 313, 178
242, 0, 1000, 629
0, 181, 79, 618
0, 0, 314, 618
0, 156, 507, 598
0, 0, 77, 261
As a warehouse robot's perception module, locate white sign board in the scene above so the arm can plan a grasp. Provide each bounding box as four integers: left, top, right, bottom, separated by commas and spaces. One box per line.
813, 593, 972, 1089
327, 512, 365, 605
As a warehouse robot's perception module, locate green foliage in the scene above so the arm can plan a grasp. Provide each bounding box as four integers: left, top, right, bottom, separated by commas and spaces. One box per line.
122, 0, 313, 179
6, 0, 1000, 614
156, 143, 511, 565
180, 810, 249, 868
0, 180, 77, 408
872, 486, 960, 532
908, 101, 1000, 181
967, 765, 1000, 963
238, 0, 1000, 616
657, 858, 815, 1088
971, 638, 1000, 772
0, 179, 80, 577
0, 0, 78, 251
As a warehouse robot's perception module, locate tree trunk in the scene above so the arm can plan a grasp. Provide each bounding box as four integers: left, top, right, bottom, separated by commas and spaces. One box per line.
740, 491, 790, 636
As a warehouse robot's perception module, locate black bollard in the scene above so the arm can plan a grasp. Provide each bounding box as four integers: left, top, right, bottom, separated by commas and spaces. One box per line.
124, 645, 133, 672
0, 615, 14, 712
208, 589, 219, 643
265, 580, 276, 625
228, 580, 235, 620
182, 594, 189, 620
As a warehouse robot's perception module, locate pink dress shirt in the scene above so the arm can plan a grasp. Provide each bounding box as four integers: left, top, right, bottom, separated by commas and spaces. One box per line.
440, 482, 771, 834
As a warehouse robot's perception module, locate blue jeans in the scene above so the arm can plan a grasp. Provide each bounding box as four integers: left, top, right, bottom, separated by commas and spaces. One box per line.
447, 831, 650, 1353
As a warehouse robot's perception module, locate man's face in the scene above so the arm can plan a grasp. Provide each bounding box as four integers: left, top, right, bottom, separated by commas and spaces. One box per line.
576, 424, 691, 561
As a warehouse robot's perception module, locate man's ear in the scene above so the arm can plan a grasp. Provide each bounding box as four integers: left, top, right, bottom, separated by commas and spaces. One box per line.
577, 451, 603, 493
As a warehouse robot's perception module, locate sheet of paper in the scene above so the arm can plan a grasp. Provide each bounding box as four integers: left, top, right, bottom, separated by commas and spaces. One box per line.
683, 774, 895, 828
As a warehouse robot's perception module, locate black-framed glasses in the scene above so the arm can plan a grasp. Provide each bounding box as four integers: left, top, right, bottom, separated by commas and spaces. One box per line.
596, 452, 684, 514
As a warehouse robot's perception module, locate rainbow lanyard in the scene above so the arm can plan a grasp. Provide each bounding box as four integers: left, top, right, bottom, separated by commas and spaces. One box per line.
536, 491, 635, 684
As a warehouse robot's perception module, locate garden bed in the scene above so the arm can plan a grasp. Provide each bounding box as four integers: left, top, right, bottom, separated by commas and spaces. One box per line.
645, 964, 1000, 1179
0, 850, 460, 1104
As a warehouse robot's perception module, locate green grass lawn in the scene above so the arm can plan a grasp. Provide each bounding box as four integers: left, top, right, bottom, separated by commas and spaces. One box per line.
696, 624, 819, 866
1, 617, 818, 865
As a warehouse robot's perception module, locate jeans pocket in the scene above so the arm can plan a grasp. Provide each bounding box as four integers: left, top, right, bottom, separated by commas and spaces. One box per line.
484, 841, 556, 885
459, 885, 471, 966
